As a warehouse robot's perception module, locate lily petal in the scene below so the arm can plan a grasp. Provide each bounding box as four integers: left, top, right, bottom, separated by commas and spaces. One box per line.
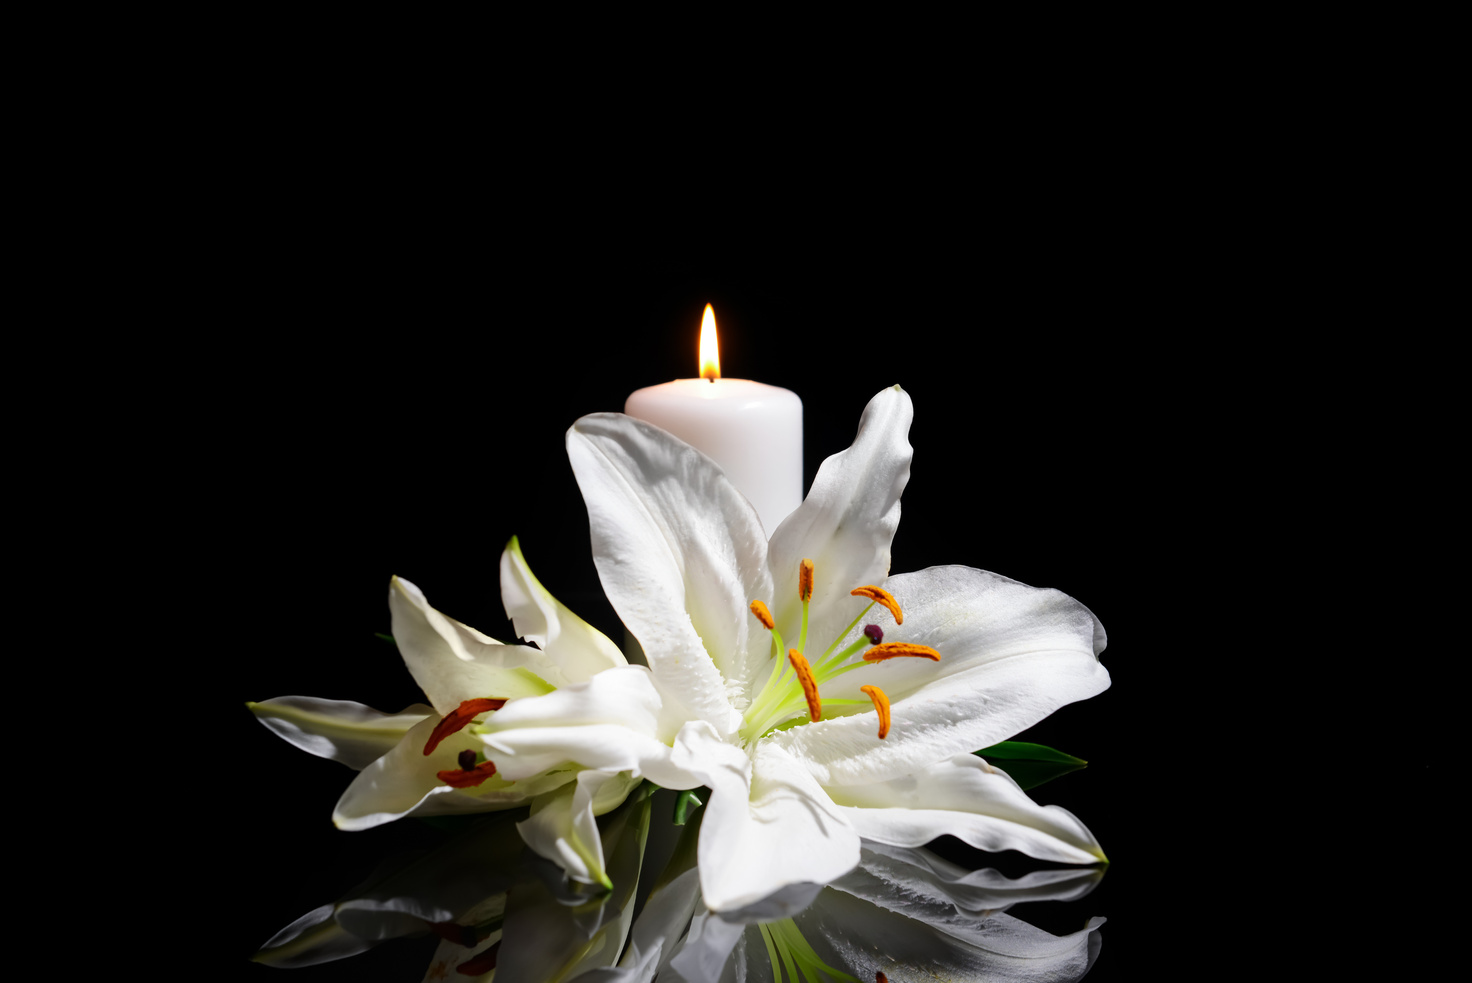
389, 576, 557, 714
827, 754, 1106, 865
696, 740, 860, 913
771, 888, 1104, 983
500, 536, 626, 685
479, 667, 713, 790
767, 385, 913, 653
247, 696, 433, 770
836, 842, 1104, 916
517, 770, 643, 888
495, 791, 653, 982
252, 903, 375, 969
332, 715, 572, 830
771, 567, 1108, 785
576, 865, 702, 983
567, 413, 772, 733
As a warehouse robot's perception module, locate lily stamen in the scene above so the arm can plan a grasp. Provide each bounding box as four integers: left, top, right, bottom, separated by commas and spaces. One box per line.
859, 684, 891, 738
750, 598, 785, 659
788, 649, 822, 722
424, 697, 507, 755
850, 585, 903, 624
798, 558, 814, 654
863, 642, 941, 662
435, 759, 499, 788
740, 560, 942, 743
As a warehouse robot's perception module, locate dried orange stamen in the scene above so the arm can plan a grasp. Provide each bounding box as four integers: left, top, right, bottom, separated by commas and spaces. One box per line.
749, 599, 775, 630
424, 697, 507, 755
860, 684, 891, 739
788, 649, 822, 721
435, 760, 499, 788
862, 642, 941, 662
799, 559, 815, 602
850, 585, 903, 625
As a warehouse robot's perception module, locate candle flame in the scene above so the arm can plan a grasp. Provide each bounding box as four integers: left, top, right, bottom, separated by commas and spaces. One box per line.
699, 304, 720, 381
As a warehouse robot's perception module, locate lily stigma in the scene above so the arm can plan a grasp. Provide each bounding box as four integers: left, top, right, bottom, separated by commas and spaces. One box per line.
740, 563, 938, 745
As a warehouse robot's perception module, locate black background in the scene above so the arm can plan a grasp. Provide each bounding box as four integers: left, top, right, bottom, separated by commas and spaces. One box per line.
197, 251, 1235, 982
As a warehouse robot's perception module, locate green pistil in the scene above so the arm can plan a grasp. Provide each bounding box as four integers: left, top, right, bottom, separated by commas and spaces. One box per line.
757, 918, 858, 983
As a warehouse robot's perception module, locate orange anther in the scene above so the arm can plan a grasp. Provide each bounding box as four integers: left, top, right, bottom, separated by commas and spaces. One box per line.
749, 599, 775, 630
435, 759, 499, 788
424, 697, 507, 755
850, 585, 903, 625
788, 649, 822, 722
862, 642, 941, 662
860, 684, 891, 739
799, 559, 815, 602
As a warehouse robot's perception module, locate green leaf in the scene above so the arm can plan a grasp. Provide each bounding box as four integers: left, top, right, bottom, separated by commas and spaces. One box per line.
374, 632, 396, 646
974, 741, 1087, 791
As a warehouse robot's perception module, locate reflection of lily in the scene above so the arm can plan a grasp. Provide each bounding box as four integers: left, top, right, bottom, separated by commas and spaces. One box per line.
249, 538, 643, 886
584, 815, 1105, 983
482, 385, 1110, 914
254, 785, 657, 982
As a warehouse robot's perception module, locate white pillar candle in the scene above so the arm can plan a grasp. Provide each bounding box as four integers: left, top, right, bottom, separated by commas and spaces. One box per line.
624, 305, 803, 534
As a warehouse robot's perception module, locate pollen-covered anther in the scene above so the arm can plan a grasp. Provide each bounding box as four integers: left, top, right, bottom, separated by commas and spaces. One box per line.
749, 599, 775, 630
424, 697, 508, 755
799, 558, 815, 601
850, 585, 903, 624
860, 684, 891, 739
862, 642, 941, 662
788, 649, 822, 721
435, 759, 498, 788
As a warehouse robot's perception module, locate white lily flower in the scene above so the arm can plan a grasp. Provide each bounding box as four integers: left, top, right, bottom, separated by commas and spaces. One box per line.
249, 538, 636, 880
480, 385, 1110, 915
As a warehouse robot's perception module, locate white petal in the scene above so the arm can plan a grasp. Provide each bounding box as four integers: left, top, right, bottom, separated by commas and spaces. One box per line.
664, 908, 746, 982
782, 887, 1104, 983
836, 842, 1103, 916
500, 536, 626, 684
331, 715, 569, 830
479, 668, 712, 790
576, 866, 702, 983
247, 697, 433, 770
568, 414, 773, 732
770, 566, 1108, 785
696, 741, 860, 913
496, 792, 652, 983
517, 770, 643, 888
253, 903, 375, 968
389, 576, 558, 714
767, 385, 913, 654
827, 754, 1106, 865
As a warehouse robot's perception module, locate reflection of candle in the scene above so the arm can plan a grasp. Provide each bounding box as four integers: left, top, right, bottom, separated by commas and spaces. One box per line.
625, 304, 803, 534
